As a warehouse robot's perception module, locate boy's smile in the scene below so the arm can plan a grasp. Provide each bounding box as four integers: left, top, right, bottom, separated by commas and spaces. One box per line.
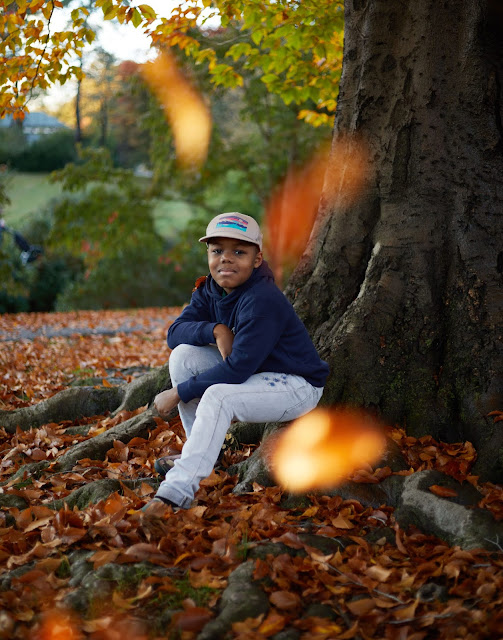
208, 237, 263, 294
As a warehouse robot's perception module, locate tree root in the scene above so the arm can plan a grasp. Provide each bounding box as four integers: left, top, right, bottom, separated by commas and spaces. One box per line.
0, 387, 123, 433
0, 363, 171, 433
52, 406, 176, 473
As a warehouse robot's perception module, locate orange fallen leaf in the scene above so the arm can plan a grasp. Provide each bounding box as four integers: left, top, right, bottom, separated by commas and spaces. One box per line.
258, 611, 287, 635
332, 514, 355, 529
429, 484, 458, 497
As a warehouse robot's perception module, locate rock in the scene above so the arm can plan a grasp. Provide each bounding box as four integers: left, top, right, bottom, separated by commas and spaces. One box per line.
303, 603, 339, 620
323, 481, 390, 509
416, 581, 449, 603
248, 541, 304, 561
0, 493, 29, 510
395, 469, 503, 550
297, 534, 353, 554
197, 561, 269, 640
67, 550, 95, 587
379, 437, 409, 472
65, 561, 175, 614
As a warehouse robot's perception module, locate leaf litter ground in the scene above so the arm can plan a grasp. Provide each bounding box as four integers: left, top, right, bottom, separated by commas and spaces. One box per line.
0, 308, 502, 640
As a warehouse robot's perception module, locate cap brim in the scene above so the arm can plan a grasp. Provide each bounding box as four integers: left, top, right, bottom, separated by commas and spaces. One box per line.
199, 232, 261, 249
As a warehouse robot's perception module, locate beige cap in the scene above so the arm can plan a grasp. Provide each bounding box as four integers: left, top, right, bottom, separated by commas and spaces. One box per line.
199, 212, 263, 250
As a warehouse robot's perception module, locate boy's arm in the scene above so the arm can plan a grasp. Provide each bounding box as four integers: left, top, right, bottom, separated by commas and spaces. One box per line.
213, 323, 234, 359
177, 309, 285, 402
167, 287, 219, 349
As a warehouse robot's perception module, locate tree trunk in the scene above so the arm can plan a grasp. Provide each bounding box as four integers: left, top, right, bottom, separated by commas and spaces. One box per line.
286, 0, 503, 481
75, 73, 83, 143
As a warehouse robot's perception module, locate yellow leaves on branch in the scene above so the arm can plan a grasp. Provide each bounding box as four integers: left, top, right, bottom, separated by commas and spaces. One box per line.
1, 0, 344, 124
0, 0, 152, 117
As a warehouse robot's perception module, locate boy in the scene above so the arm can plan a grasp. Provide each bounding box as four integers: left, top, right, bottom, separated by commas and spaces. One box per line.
143, 212, 329, 513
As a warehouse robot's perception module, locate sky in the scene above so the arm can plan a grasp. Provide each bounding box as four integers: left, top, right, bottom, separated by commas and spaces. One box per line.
36, 0, 208, 109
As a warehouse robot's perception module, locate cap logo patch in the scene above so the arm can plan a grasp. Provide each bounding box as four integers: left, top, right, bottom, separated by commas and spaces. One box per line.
216, 215, 248, 233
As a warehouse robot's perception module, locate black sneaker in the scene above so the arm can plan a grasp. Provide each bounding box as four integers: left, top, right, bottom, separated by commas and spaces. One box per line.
153, 453, 181, 477
141, 496, 179, 513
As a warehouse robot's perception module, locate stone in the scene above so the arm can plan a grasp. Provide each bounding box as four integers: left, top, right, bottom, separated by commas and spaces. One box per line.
197, 561, 269, 640
395, 469, 503, 550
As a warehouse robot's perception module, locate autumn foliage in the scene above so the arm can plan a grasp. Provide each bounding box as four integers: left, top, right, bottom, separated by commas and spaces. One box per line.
0, 308, 502, 639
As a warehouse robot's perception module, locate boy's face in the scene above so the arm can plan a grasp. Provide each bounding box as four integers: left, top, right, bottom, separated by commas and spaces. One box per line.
207, 237, 263, 293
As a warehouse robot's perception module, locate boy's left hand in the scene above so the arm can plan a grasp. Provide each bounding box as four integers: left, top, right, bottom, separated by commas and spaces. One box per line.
154, 387, 180, 418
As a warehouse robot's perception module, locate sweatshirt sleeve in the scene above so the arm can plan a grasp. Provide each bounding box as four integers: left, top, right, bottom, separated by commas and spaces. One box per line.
167, 287, 218, 349
177, 302, 286, 403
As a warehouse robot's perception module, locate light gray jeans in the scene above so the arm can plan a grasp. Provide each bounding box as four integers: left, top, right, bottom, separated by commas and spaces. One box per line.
156, 344, 324, 508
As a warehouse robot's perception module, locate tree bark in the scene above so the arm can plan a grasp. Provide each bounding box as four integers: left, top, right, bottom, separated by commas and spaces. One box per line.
287, 0, 503, 480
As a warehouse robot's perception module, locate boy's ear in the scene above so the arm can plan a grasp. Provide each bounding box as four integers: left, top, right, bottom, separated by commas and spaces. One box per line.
254, 250, 263, 268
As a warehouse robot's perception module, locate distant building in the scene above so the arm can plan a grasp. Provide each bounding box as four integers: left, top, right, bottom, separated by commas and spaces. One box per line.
0, 112, 69, 144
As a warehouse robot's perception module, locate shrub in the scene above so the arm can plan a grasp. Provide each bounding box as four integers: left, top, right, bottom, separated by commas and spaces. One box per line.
11, 130, 76, 172
55, 245, 200, 310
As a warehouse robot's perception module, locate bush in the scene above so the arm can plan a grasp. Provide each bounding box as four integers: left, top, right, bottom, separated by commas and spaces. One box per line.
29, 254, 83, 312
55, 245, 202, 310
0, 290, 30, 314
11, 130, 76, 172
0, 126, 26, 166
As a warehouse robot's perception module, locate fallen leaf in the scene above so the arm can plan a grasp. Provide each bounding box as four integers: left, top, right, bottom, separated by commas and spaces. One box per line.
269, 590, 301, 610
172, 607, 212, 632
429, 484, 458, 497
346, 598, 375, 615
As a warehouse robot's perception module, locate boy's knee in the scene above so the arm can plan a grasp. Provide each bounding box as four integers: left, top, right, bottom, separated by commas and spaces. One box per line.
169, 344, 221, 382
169, 344, 198, 379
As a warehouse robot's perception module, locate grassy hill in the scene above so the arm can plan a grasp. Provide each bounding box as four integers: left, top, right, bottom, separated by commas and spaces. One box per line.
2, 172, 195, 239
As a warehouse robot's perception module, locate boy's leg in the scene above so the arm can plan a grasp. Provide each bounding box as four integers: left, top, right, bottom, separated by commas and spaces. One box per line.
168, 344, 223, 437
156, 373, 323, 508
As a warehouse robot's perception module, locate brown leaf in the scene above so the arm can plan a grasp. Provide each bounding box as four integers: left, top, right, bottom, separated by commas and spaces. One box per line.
365, 565, 392, 582
90, 549, 121, 569
269, 590, 301, 610
123, 543, 166, 564
346, 598, 375, 615
392, 599, 418, 620
172, 607, 212, 632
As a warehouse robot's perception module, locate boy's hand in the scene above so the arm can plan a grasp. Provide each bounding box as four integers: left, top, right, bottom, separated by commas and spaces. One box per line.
154, 387, 180, 418
213, 323, 234, 360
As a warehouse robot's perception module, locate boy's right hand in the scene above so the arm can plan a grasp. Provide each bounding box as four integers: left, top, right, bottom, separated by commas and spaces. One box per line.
213, 323, 234, 360
154, 387, 180, 418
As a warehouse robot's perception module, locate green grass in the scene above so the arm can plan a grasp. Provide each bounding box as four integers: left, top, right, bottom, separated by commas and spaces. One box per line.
2, 172, 196, 240
3, 173, 64, 228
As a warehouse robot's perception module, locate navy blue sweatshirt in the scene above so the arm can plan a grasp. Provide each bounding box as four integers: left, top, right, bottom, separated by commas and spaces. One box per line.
167, 261, 329, 403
